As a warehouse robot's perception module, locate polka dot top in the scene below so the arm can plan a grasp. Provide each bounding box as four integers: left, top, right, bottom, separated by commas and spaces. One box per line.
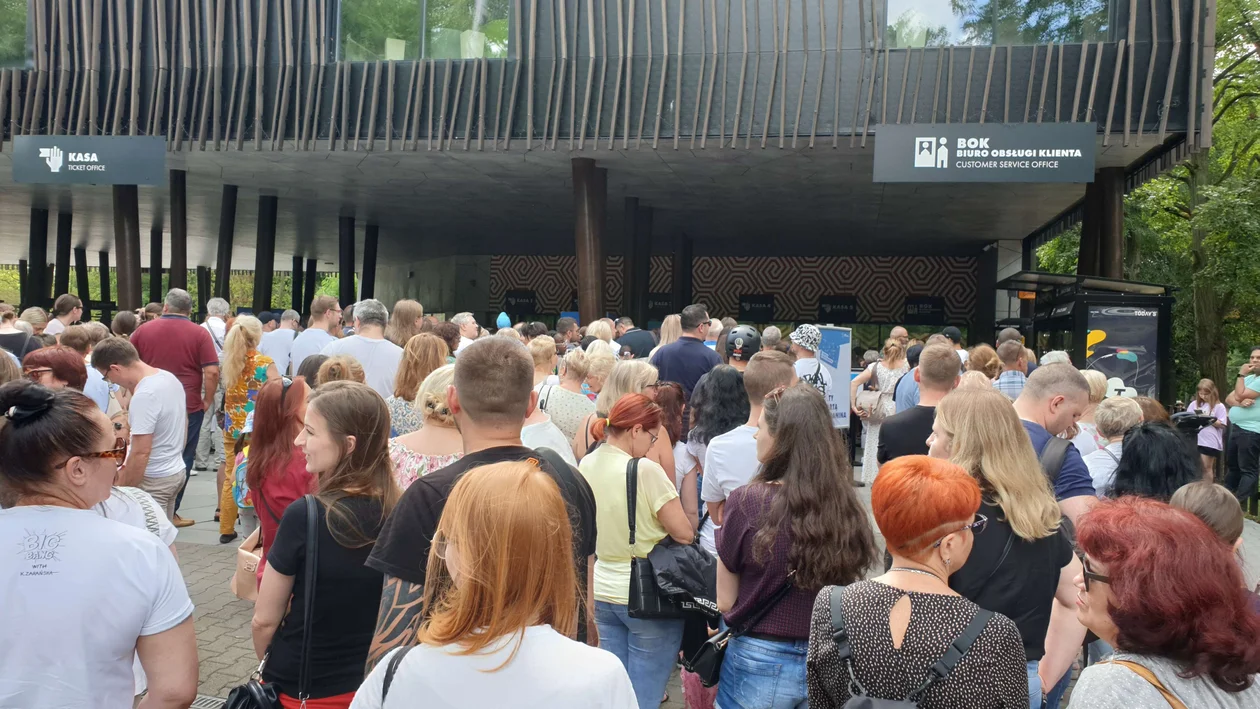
807, 581, 1029, 708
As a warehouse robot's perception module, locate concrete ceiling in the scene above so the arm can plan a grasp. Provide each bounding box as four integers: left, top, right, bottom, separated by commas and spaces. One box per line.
0, 138, 1153, 270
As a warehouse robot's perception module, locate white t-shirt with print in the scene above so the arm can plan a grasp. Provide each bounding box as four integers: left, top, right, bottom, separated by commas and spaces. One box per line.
352, 624, 637, 709
699, 425, 760, 554
129, 369, 190, 478
0, 506, 194, 709
794, 356, 833, 397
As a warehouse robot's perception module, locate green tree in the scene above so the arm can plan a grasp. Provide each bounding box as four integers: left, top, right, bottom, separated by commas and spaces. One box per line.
0, 0, 26, 67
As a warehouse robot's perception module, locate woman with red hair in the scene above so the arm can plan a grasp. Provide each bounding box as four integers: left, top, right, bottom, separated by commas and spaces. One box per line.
1068, 498, 1260, 707
22, 345, 87, 391
578, 392, 694, 709
807, 455, 1028, 708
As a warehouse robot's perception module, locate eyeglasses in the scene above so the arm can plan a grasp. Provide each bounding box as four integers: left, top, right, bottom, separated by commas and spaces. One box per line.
1082, 557, 1111, 591
649, 431, 659, 447
24, 367, 52, 381
54, 438, 129, 470
931, 513, 988, 548
433, 531, 453, 560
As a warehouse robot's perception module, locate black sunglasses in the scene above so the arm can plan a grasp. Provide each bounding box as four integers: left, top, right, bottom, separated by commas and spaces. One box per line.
1082, 557, 1111, 591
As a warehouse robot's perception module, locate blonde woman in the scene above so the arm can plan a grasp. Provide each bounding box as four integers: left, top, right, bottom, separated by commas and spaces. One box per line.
384, 299, 425, 348
538, 347, 596, 441
529, 335, 559, 387
586, 319, 614, 345
317, 355, 366, 386
571, 360, 674, 473
354, 461, 636, 707
388, 365, 463, 490
583, 350, 617, 402
849, 338, 909, 484
1070, 369, 1109, 455
929, 387, 1084, 706
957, 370, 994, 390
387, 333, 449, 436
19, 307, 48, 336
218, 315, 280, 543
650, 314, 682, 358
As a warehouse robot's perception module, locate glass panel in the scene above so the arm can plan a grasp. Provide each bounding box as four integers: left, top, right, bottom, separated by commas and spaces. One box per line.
424, 0, 510, 59
0, 0, 27, 67
885, 0, 1110, 49
340, 0, 422, 61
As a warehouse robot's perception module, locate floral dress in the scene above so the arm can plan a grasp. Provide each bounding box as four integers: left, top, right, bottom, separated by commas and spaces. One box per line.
861, 361, 909, 484
388, 438, 463, 490
386, 396, 423, 437
223, 350, 274, 444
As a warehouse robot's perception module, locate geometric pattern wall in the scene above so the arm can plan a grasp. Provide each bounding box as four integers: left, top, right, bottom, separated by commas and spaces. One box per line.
491, 254, 974, 322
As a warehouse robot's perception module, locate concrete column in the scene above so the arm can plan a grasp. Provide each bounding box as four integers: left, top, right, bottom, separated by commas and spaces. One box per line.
338, 216, 356, 307
671, 233, 693, 311
974, 244, 998, 343
292, 256, 304, 313
1097, 167, 1125, 280
196, 266, 212, 316
169, 169, 188, 290
74, 247, 91, 322
215, 185, 238, 301
361, 224, 379, 300
633, 206, 652, 325
303, 259, 318, 320
17, 260, 28, 309
54, 213, 72, 296
27, 208, 48, 308
622, 197, 638, 318
149, 225, 163, 303
98, 251, 113, 324
1077, 179, 1102, 276
573, 158, 606, 323
112, 186, 142, 312
252, 195, 278, 312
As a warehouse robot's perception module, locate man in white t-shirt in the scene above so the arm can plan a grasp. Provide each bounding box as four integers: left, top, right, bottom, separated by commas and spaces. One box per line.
942, 326, 969, 366
789, 324, 833, 399
321, 299, 404, 398
92, 338, 189, 521
291, 295, 342, 376
452, 312, 479, 355
698, 351, 798, 553
259, 309, 301, 374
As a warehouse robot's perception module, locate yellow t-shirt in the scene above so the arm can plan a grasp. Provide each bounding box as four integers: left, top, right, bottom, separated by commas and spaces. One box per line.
578, 443, 679, 605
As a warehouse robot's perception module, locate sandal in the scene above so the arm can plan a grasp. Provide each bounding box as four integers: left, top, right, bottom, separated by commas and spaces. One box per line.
214, 508, 220, 522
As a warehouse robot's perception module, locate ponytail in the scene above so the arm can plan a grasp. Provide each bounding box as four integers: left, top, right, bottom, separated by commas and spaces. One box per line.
592, 393, 661, 443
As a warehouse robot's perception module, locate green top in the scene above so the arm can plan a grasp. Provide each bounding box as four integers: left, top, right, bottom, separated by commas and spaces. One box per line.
1228, 374, 1260, 434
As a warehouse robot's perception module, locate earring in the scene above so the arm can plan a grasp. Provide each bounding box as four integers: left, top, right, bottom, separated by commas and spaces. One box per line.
944, 557, 952, 570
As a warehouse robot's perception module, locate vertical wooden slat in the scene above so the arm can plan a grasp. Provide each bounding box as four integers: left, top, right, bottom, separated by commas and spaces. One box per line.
1055, 43, 1064, 122
53, 0, 70, 134
172, 0, 188, 145
255, 0, 269, 150
652, 0, 670, 148
194, 0, 211, 147
328, 62, 342, 150
622, 0, 634, 149
702, 0, 719, 148
235, 0, 253, 149
634, 0, 652, 148
960, 46, 974, 122
435, 60, 451, 151
1086, 41, 1104, 124
367, 61, 382, 152
692, 0, 709, 148
274, 0, 298, 150
541, 0, 560, 148
578, 0, 596, 148
763, 0, 780, 148
1186, 0, 1201, 147
792, 0, 809, 148
504, 0, 524, 148
220, 0, 239, 146
592, 0, 610, 149
910, 47, 924, 123
1103, 39, 1126, 146
674, 0, 685, 149
780, 0, 792, 148
479, 58, 489, 150
211, 0, 225, 146
386, 61, 396, 151
831, 0, 842, 145
528, 0, 539, 148
551, 0, 568, 150
860, 17, 879, 146
1137, 0, 1158, 144
944, 47, 953, 123
1124, 0, 1136, 145
896, 41, 912, 124
1071, 40, 1088, 122
748, 0, 762, 148
849, 0, 866, 147
353, 63, 370, 151
1036, 43, 1052, 122
979, 47, 995, 123
809, 0, 827, 144
1158, 0, 1182, 139
1004, 45, 1011, 122
1023, 45, 1037, 122
568, 0, 579, 149
930, 47, 943, 123
447, 59, 466, 150
342, 60, 353, 150
718, 0, 730, 147
402, 61, 419, 150
129, 0, 142, 135
310, 0, 328, 150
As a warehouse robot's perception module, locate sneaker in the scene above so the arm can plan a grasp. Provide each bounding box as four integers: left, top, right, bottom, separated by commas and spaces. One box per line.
219, 532, 238, 545
188, 469, 199, 476
172, 515, 195, 529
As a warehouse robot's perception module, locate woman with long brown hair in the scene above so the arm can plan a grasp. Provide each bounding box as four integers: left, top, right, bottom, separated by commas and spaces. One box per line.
353, 461, 636, 707
386, 333, 449, 436
716, 383, 877, 708
251, 381, 400, 709
384, 299, 425, 348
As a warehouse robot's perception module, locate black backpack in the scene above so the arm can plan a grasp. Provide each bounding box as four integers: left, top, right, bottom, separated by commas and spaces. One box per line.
826, 586, 993, 707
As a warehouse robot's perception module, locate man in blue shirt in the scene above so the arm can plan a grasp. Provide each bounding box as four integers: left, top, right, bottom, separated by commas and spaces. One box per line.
650, 303, 722, 397
1013, 363, 1097, 524
892, 344, 923, 414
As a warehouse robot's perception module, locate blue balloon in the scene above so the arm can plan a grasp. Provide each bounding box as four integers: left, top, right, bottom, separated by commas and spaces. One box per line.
496, 312, 511, 329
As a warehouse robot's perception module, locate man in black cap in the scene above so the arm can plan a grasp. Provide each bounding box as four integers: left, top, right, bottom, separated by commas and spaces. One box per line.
724, 324, 761, 372
257, 311, 279, 333
941, 325, 968, 367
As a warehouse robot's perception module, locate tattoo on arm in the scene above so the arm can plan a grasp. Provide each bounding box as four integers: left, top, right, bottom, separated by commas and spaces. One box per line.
365, 575, 425, 675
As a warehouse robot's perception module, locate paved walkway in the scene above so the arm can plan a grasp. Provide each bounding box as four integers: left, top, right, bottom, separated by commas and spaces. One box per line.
176, 472, 1260, 703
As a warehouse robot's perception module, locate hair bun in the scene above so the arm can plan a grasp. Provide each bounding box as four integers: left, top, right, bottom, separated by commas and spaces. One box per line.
0, 381, 56, 425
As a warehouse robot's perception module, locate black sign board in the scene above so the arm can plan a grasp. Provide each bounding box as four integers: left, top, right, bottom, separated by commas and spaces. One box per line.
738, 294, 775, 323
13, 136, 167, 185
818, 295, 859, 323
503, 290, 537, 317
647, 293, 673, 320
874, 123, 1096, 183
903, 296, 946, 325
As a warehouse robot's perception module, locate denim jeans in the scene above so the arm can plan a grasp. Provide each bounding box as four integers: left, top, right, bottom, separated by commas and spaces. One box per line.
595, 601, 685, 709
173, 410, 205, 513
1026, 661, 1042, 709
716, 635, 809, 709
1041, 661, 1073, 709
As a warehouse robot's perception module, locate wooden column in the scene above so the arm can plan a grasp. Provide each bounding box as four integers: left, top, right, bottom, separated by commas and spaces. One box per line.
292, 255, 304, 312
54, 213, 72, 296
573, 158, 606, 323
633, 206, 652, 325
1097, 167, 1125, 280
215, 185, 238, 300
27, 208, 48, 308
169, 169, 188, 289
149, 225, 164, 303
112, 186, 142, 312
303, 259, 318, 320
361, 224, 379, 299
253, 195, 278, 312
338, 216, 356, 307
74, 247, 91, 322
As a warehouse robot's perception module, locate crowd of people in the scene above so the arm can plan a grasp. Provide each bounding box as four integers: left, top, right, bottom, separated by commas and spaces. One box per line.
0, 292, 1258, 709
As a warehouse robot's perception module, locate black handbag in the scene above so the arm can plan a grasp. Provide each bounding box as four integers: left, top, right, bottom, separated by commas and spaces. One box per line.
683, 573, 796, 687
626, 458, 685, 619
225, 495, 320, 709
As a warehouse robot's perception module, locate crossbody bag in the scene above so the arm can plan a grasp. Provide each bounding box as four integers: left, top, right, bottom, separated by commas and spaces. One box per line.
684, 572, 796, 687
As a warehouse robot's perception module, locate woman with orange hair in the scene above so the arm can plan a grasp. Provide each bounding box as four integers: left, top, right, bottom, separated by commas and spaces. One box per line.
353, 461, 637, 707
807, 455, 1028, 708
578, 393, 694, 709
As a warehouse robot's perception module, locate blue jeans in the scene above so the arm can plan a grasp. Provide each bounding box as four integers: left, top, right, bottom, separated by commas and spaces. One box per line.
1027, 661, 1042, 709
1036, 658, 1074, 709
595, 601, 684, 709
716, 635, 809, 709
173, 410, 204, 513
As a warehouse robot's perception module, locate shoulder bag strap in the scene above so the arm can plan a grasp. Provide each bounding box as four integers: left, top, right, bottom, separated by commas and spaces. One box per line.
539, 385, 554, 409
911, 608, 995, 699
381, 645, 415, 703
971, 531, 1015, 607
1038, 436, 1071, 484
1106, 660, 1189, 709
298, 495, 319, 702
729, 574, 796, 637
826, 585, 872, 700
625, 458, 639, 546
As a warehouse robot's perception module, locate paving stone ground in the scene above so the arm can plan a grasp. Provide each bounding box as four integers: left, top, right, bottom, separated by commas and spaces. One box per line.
177, 467, 1260, 704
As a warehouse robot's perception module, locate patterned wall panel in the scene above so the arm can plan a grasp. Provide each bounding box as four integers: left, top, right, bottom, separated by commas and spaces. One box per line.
648, 256, 673, 294
691, 256, 977, 323
490, 254, 624, 314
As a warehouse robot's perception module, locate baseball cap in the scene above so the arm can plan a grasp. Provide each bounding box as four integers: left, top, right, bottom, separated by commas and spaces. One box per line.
789, 324, 822, 353
941, 326, 963, 345
257, 311, 277, 326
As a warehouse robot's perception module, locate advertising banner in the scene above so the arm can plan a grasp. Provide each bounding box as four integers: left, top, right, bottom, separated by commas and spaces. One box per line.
817, 327, 852, 430
13, 136, 168, 185
874, 123, 1097, 183
1085, 305, 1161, 398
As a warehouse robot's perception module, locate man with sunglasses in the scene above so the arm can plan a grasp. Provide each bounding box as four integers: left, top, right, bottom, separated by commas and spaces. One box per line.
91, 337, 190, 522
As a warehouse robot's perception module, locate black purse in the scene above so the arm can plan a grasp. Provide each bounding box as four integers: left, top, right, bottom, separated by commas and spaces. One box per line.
225, 495, 320, 709
683, 573, 796, 687
626, 458, 685, 619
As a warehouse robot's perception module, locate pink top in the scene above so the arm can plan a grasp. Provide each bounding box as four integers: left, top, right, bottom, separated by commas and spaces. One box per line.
1189, 400, 1228, 451
388, 438, 464, 490
254, 450, 317, 583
